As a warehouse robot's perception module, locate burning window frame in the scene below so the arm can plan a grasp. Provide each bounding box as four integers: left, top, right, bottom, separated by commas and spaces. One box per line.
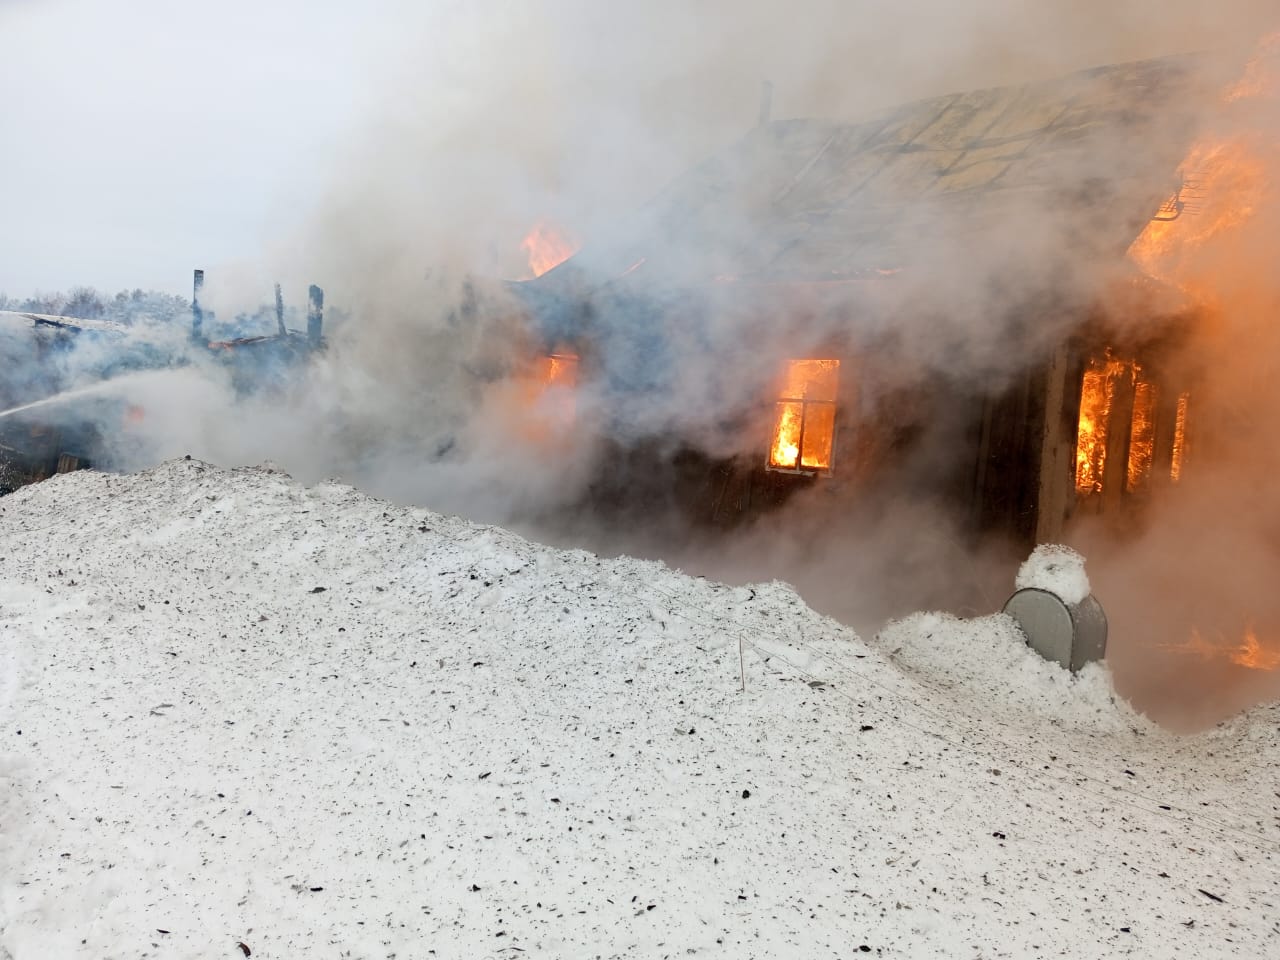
510, 349, 582, 446
1072, 347, 1191, 507
766, 358, 840, 477
539, 352, 580, 392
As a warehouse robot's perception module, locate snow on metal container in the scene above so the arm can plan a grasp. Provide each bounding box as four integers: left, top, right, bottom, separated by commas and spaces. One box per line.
1003, 587, 1108, 673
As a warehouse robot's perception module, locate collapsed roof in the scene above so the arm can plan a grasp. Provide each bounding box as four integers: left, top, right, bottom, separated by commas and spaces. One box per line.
0, 310, 131, 338
538, 52, 1224, 292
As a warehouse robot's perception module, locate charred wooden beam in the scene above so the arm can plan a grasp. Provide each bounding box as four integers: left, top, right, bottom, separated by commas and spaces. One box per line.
192, 268, 205, 343
306, 284, 324, 347
1102, 366, 1137, 513
1034, 342, 1080, 544
274, 283, 286, 336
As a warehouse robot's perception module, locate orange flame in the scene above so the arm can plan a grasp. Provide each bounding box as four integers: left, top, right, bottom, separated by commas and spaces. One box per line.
531, 353, 579, 431
508, 352, 580, 448
1075, 354, 1175, 496
768, 359, 839, 472
1125, 37, 1280, 688
1232, 626, 1280, 671
1127, 36, 1278, 288
1075, 354, 1128, 495
541, 352, 578, 390
1170, 392, 1190, 483
1128, 140, 1269, 289
521, 221, 579, 278
1164, 624, 1280, 672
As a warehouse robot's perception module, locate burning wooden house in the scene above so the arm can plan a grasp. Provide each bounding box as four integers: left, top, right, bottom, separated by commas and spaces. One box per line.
506, 49, 1262, 551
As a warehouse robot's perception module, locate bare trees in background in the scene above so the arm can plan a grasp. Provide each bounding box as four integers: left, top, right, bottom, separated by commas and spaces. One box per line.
0, 286, 189, 324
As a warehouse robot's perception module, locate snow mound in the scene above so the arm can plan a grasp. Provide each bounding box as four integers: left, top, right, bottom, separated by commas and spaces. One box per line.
877, 611, 1148, 735
2, 460, 1278, 959
1014, 542, 1091, 604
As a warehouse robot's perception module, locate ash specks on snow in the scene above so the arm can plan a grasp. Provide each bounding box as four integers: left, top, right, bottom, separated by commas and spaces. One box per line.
876, 611, 1143, 734
0, 459, 1278, 958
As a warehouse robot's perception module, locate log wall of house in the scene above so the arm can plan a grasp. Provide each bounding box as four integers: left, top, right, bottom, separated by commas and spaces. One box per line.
967, 370, 1039, 544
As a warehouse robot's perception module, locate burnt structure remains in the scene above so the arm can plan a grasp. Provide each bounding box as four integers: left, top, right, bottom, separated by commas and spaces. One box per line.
0, 270, 326, 493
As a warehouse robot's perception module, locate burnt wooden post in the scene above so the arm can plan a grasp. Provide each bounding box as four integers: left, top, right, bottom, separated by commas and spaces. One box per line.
1151, 362, 1184, 487
306, 284, 324, 347
191, 269, 205, 343
969, 369, 1036, 543
1102, 367, 1137, 513
274, 283, 286, 336
1034, 343, 1079, 543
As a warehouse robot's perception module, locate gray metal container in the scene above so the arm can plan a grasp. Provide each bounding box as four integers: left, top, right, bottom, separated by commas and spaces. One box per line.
1003, 588, 1108, 673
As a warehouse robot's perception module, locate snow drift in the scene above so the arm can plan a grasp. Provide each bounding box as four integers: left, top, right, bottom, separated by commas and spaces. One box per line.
1, 460, 1277, 958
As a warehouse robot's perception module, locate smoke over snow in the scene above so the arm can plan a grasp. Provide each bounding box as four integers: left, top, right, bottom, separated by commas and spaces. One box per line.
5, 1, 1280, 729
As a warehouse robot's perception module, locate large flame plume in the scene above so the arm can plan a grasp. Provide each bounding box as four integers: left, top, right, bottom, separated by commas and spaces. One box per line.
1089, 32, 1280, 714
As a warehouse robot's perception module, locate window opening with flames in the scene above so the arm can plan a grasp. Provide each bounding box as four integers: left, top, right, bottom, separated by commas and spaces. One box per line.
515, 352, 580, 444
539, 353, 579, 391
767, 359, 839, 474
1074, 350, 1189, 500
535, 352, 579, 423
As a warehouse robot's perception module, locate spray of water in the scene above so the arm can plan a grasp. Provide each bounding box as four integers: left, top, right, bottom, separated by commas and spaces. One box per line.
0, 370, 184, 421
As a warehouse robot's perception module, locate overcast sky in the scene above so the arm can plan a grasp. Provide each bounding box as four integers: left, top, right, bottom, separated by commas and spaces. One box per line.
0, 0, 392, 295
1, 1, 1271, 301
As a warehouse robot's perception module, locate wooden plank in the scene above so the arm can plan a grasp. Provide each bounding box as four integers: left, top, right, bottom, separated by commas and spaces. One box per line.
1034, 343, 1076, 544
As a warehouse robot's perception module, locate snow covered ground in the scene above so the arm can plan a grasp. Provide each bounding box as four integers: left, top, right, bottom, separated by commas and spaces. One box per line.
1, 459, 1278, 959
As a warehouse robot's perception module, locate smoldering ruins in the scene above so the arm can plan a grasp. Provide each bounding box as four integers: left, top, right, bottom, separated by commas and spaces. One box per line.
0, 276, 327, 489
3, 2, 1279, 730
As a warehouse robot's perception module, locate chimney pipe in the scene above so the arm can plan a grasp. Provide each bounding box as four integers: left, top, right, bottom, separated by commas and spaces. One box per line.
306, 284, 324, 347
191, 269, 205, 343
757, 80, 774, 127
